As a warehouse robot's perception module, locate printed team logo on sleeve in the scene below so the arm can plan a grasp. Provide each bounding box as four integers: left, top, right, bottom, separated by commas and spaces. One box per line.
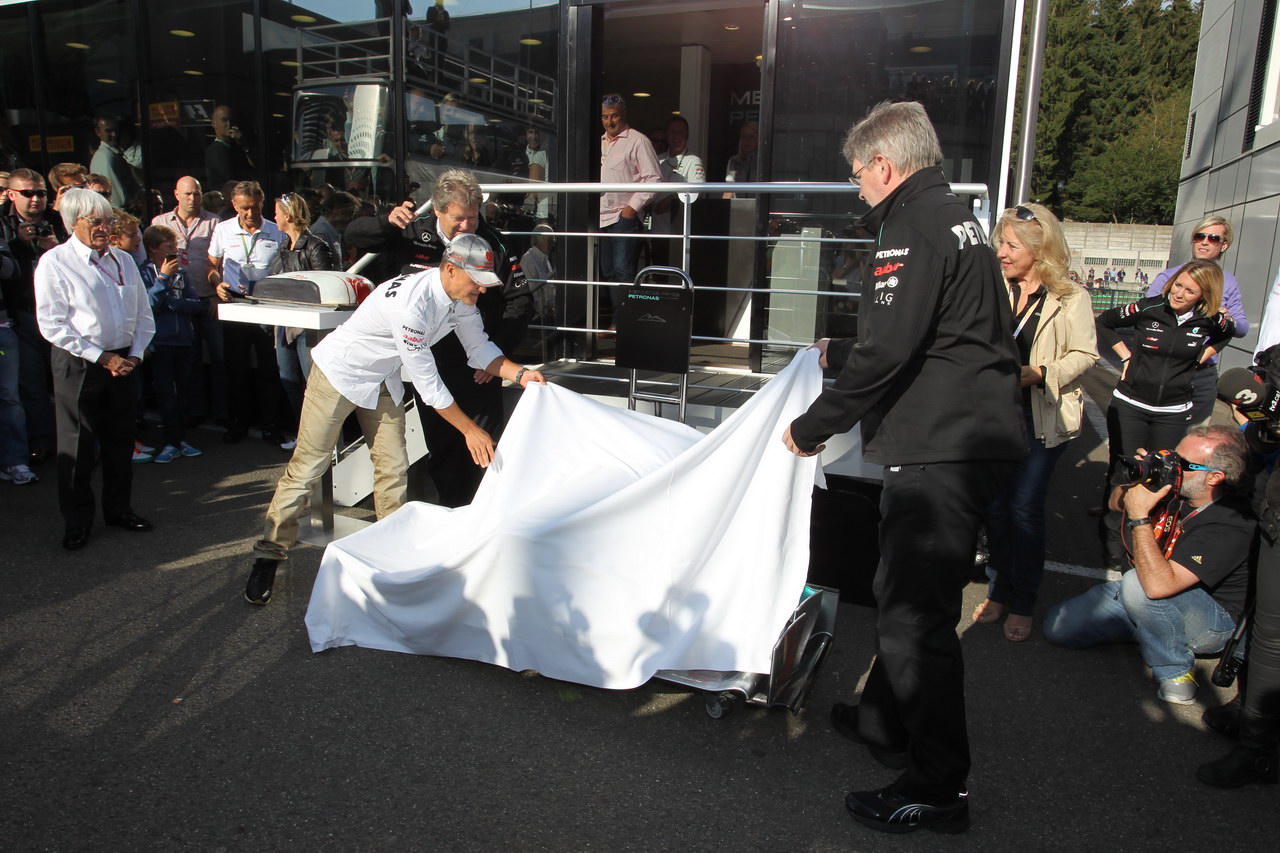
874, 261, 904, 276
400, 324, 428, 351
874, 247, 910, 259
950, 221, 989, 250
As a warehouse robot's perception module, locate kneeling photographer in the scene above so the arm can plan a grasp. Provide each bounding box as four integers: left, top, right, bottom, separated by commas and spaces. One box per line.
1196, 346, 1280, 787
1044, 425, 1254, 706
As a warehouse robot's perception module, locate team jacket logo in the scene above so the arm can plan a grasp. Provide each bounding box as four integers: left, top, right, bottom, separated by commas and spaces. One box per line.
874, 247, 910, 259
874, 261, 904, 276
950, 221, 989, 249
874, 276, 899, 290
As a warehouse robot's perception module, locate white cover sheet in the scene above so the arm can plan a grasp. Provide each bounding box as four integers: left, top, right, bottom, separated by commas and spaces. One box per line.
305, 349, 824, 689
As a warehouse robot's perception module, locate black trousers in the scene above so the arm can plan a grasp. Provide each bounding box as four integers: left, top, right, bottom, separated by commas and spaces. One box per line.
854, 459, 1015, 802
222, 321, 282, 434
52, 348, 138, 527
1245, 535, 1280, 737
417, 359, 505, 508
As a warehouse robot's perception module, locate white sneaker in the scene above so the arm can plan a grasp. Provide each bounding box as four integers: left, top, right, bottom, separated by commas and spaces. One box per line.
0, 464, 38, 485
132, 449, 153, 464
279, 438, 297, 451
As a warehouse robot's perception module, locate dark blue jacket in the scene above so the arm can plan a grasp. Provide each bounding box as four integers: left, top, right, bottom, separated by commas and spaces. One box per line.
143, 261, 206, 347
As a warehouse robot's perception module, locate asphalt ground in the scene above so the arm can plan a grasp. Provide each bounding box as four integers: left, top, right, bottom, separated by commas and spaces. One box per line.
2, 364, 1277, 851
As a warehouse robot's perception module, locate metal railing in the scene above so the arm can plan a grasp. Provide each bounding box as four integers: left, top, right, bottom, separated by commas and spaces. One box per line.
474, 179, 990, 371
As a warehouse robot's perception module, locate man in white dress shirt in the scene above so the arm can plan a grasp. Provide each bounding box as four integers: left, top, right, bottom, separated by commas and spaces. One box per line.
243, 233, 546, 606
34, 188, 156, 550
209, 180, 284, 443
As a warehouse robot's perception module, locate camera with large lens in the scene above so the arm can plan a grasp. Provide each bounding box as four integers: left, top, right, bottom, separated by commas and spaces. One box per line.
32, 220, 54, 238
1113, 448, 1183, 493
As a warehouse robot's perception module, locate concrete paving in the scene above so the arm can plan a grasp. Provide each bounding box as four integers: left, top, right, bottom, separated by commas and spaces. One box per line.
2, 365, 1276, 851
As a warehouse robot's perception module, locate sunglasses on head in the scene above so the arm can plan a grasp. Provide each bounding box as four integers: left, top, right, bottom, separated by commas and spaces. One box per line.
14, 189, 47, 198
1014, 205, 1038, 222
1193, 232, 1226, 244
601, 95, 623, 105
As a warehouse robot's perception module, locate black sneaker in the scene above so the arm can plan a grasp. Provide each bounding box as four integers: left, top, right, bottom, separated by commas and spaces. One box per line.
244, 558, 278, 605
845, 784, 969, 834
830, 703, 908, 770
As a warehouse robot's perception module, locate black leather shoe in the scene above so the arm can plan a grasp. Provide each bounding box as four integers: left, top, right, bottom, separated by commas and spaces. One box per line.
846, 785, 970, 835
1203, 695, 1243, 741
104, 512, 153, 532
831, 703, 908, 770
62, 526, 91, 550
1196, 747, 1279, 788
245, 558, 279, 605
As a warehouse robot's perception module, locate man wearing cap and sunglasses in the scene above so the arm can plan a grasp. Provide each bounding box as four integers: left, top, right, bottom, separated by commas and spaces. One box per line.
241, 232, 546, 606
1145, 216, 1248, 425
1045, 424, 1255, 706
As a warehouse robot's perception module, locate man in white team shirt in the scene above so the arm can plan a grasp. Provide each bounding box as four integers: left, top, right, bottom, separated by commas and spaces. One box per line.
243, 233, 546, 605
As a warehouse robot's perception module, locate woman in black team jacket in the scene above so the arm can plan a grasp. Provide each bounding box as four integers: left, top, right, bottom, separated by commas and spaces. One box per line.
1096, 259, 1233, 565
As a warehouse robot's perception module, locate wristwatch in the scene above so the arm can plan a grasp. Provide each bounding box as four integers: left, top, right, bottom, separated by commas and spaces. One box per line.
1126, 517, 1152, 531
514, 367, 528, 385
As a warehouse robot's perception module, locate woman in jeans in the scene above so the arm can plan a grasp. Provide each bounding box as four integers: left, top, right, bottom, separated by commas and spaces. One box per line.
975, 204, 1098, 641
270, 193, 335, 450
1095, 259, 1234, 569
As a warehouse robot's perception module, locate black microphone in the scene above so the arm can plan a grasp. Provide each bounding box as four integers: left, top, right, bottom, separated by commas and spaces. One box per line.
1218, 367, 1279, 423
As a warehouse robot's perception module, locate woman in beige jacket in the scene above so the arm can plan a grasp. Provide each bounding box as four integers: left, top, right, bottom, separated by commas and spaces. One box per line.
974, 203, 1098, 640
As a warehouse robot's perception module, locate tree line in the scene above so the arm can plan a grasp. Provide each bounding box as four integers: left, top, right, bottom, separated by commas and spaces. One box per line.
1030, 0, 1202, 224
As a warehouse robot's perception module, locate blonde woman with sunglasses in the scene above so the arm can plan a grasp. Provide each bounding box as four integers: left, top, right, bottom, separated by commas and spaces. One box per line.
974, 203, 1098, 641
1143, 216, 1248, 425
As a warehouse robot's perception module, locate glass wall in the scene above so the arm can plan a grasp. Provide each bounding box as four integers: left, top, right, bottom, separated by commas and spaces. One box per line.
761, 0, 1008, 360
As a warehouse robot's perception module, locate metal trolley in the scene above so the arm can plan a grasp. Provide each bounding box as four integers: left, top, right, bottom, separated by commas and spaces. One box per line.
657, 583, 840, 719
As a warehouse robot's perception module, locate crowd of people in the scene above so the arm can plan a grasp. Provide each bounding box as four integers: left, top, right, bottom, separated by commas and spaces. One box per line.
5, 95, 1280, 840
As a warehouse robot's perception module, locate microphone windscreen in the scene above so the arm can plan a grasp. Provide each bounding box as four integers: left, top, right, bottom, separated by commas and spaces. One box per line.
1218, 367, 1264, 406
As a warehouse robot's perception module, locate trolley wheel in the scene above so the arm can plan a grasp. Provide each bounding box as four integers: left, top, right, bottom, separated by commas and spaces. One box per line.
705, 691, 738, 720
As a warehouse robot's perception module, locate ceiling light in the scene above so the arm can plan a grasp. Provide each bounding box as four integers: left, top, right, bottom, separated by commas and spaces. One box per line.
782, 16, 792, 22
291, 14, 317, 23
633, 92, 651, 98
281, 60, 300, 67
97, 78, 117, 84
66, 42, 90, 49
170, 29, 195, 37
519, 37, 542, 46
183, 70, 204, 76
755, 54, 762, 61
909, 45, 932, 53
275, 91, 290, 97
469, 76, 488, 83
672, 110, 681, 115
272, 113, 285, 118
723, 24, 740, 31
528, 97, 545, 104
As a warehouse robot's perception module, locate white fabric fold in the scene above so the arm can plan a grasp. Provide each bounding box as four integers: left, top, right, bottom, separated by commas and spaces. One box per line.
305, 348, 824, 689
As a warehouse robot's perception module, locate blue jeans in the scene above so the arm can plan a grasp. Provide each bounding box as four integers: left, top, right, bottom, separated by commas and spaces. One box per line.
599, 215, 643, 314
276, 333, 313, 430
0, 324, 28, 468
984, 411, 1068, 615
10, 311, 55, 452
1043, 569, 1235, 682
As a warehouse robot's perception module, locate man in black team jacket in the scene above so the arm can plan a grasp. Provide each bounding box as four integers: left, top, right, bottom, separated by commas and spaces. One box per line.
345, 168, 531, 506
782, 102, 1026, 835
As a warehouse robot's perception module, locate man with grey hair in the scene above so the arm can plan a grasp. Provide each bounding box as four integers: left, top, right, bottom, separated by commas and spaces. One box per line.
782, 101, 1025, 834
34, 188, 156, 550
1046, 424, 1254, 705
345, 168, 531, 507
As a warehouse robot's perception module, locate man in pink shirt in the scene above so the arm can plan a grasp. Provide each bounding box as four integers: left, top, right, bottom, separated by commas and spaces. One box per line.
598, 94, 661, 312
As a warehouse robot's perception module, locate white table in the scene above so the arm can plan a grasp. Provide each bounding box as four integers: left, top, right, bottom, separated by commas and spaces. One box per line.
217, 300, 368, 545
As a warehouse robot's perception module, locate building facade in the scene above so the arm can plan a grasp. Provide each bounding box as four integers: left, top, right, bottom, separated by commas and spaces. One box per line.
1179, 0, 1280, 367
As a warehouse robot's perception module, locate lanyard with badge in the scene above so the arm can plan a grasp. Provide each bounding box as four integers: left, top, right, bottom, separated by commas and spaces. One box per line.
240, 231, 263, 271
90, 252, 126, 287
